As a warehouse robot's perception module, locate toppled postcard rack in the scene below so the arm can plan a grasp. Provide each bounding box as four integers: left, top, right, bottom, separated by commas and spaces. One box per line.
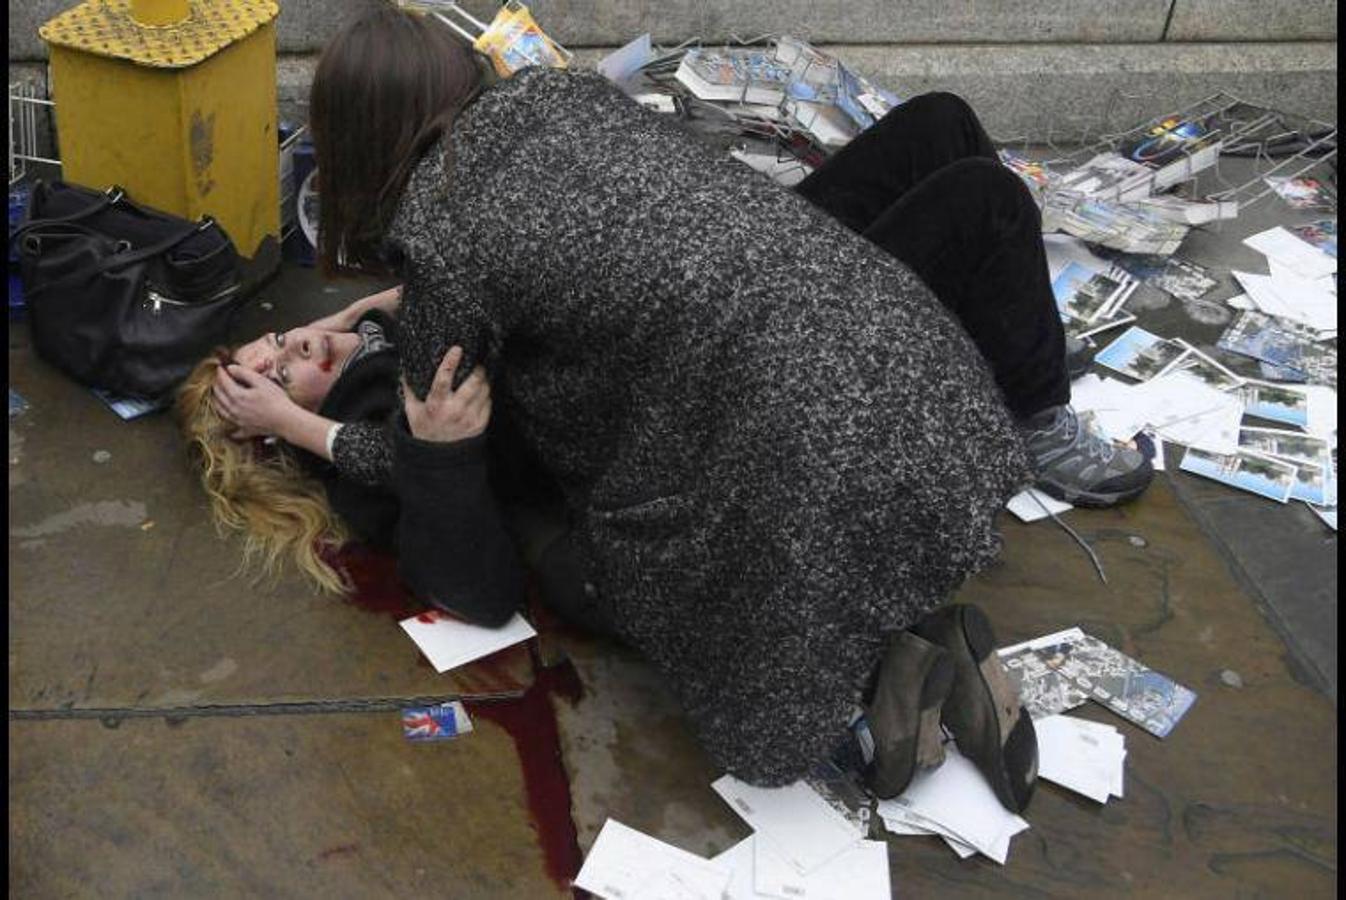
1032, 91, 1336, 213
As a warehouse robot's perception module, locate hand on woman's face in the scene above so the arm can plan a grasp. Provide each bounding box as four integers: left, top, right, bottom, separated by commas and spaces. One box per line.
234, 326, 357, 411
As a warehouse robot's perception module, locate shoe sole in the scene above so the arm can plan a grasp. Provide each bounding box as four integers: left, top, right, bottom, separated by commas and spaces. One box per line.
1036, 473, 1152, 509
866, 646, 955, 800
946, 606, 1038, 814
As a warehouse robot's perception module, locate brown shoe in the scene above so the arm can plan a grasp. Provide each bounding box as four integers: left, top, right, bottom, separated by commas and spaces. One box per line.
910, 604, 1038, 813
863, 631, 955, 799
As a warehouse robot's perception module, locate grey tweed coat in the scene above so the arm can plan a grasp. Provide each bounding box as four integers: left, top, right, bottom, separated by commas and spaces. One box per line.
351, 66, 1032, 786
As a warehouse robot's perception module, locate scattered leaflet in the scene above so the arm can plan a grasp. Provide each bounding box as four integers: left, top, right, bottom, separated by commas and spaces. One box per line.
999, 629, 1197, 738
876, 745, 1030, 864
710, 776, 862, 876
1034, 714, 1126, 803
1243, 226, 1337, 280
715, 836, 891, 900
574, 819, 731, 900
1005, 488, 1073, 523
398, 610, 537, 674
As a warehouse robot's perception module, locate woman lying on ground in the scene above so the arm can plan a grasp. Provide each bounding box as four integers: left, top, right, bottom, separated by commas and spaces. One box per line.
177, 285, 583, 625
188, 7, 1159, 810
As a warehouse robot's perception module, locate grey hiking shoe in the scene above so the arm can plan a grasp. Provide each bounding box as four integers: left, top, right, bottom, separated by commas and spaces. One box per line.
1020, 404, 1153, 508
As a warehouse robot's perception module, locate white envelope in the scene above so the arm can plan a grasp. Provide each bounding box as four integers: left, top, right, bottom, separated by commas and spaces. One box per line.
711, 776, 862, 876
398, 610, 536, 674
575, 819, 730, 900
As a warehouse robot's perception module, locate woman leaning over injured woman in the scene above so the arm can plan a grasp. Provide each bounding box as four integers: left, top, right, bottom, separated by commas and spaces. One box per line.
177, 7, 1158, 812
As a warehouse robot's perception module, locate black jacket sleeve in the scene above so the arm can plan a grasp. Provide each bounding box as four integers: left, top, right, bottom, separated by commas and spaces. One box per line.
392, 413, 524, 627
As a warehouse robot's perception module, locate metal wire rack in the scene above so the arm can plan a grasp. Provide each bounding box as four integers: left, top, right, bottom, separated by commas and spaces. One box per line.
9, 81, 59, 186
1007, 90, 1337, 214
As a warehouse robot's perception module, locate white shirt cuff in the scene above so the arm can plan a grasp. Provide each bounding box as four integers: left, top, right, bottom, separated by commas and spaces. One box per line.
325, 423, 343, 460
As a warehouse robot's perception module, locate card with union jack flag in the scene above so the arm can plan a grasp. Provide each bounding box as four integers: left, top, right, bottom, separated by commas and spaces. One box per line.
401, 701, 473, 742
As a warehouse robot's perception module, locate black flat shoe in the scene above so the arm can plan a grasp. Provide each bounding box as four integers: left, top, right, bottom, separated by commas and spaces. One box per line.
910, 604, 1038, 813
863, 631, 955, 799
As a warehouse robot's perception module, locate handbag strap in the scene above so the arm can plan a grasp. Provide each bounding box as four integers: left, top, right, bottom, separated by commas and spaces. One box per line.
11, 185, 127, 237
22, 217, 227, 297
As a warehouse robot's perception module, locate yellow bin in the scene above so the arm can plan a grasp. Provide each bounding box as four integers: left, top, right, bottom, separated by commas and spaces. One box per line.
40, 0, 281, 259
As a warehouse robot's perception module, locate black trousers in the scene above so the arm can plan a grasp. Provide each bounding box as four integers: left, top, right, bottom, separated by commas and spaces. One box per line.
795, 93, 1069, 420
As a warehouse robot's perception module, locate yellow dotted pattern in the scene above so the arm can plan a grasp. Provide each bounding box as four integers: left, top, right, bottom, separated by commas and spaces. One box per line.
39, 0, 278, 69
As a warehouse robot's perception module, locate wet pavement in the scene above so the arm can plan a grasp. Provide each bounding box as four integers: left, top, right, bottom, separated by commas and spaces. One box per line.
8, 158, 1337, 896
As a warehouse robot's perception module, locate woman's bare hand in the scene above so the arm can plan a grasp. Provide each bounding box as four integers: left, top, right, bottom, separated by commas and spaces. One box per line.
402, 346, 491, 443
213, 364, 305, 440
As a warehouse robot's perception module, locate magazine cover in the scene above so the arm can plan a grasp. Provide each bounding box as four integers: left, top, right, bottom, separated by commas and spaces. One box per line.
1120, 115, 1220, 169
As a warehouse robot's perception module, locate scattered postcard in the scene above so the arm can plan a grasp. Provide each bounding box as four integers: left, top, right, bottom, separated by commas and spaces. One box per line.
998, 150, 1051, 204
9, 389, 27, 418
878, 745, 1030, 864
1005, 488, 1073, 523
401, 701, 473, 742
1284, 460, 1333, 507
1066, 308, 1137, 341
1234, 267, 1337, 333
1034, 714, 1125, 803
574, 819, 730, 900
1289, 219, 1337, 259
1258, 360, 1309, 383
1095, 326, 1188, 381
711, 775, 861, 875
91, 387, 170, 420
1238, 427, 1331, 468
1217, 311, 1337, 389
1053, 261, 1129, 324
716, 837, 890, 900
1238, 380, 1310, 428
1243, 226, 1337, 280
398, 610, 537, 674
1180, 445, 1298, 503
1041, 191, 1188, 256
1313, 506, 1338, 531
1264, 175, 1336, 211
1110, 253, 1218, 302
597, 33, 654, 84
1135, 194, 1237, 225
1057, 152, 1156, 202
1036, 632, 1198, 738
1158, 340, 1245, 391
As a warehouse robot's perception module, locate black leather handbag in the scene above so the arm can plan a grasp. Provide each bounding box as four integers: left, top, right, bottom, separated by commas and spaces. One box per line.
13, 180, 246, 401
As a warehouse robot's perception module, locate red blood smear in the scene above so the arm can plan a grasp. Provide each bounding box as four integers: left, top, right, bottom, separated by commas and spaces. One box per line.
322, 543, 425, 620
468, 649, 586, 897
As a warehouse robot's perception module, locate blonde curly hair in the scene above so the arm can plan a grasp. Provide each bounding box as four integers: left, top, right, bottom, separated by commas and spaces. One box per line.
175, 352, 352, 594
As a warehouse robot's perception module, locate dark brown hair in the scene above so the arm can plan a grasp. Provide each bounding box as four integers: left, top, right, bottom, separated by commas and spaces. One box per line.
309, 7, 485, 276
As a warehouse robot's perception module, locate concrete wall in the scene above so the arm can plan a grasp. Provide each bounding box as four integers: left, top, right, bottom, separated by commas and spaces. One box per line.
8, 0, 1339, 149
